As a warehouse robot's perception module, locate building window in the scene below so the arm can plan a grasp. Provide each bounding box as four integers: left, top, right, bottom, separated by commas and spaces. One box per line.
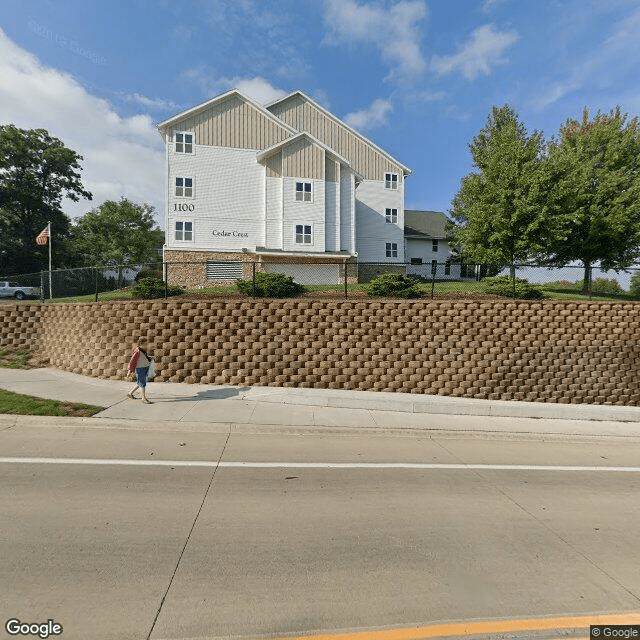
295, 181, 312, 202
385, 173, 398, 190
175, 177, 193, 197
385, 242, 398, 258
410, 257, 422, 265
175, 221, 193, 241
385, 208, 398, 223
295, 224, 312, 244
432, 239, 439, 252
175, 132, 193, 154
445, 260, 451, 276
431, 259, 438, 274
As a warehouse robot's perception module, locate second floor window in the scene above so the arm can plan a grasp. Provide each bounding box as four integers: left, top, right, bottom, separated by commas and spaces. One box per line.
432, 239, 439, 252
385, 208, 397, 223
175, 221, 193, 241
295, 181, 312, 202
175, 177, 193, 197
175, 132, 193, 153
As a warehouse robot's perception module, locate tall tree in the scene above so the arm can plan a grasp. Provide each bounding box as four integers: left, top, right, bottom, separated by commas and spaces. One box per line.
448, 105, 547, 278
72, 198, 163, 279
0, 125, 92, 275
541, 107, 640, 291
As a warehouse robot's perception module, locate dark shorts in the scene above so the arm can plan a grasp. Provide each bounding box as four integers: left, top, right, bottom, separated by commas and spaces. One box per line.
135, 366, 149, 388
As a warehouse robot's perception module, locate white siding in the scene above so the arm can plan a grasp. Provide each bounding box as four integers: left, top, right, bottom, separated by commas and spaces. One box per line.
167, 144, 265, 251
324, 181, 339, 252
405, 237, 454, 264
282, 178, 325, 252
354, 179, 404, 262
265, 176, 283, 248
264, 263, 341, 285
405, 238, 461, 279
340, 171, 355, 254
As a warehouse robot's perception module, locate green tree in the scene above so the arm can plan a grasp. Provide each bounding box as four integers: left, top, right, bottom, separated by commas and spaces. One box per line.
0, 125, 92, 275
541, 107, 640, 292
72, 198, 163, 283
448, 105, 547, 279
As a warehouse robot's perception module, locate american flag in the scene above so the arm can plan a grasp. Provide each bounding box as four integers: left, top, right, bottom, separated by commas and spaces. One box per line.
36, 226, 49, 245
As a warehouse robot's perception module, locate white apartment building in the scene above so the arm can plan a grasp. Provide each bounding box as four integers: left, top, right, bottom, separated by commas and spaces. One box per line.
157, 89, 411, 286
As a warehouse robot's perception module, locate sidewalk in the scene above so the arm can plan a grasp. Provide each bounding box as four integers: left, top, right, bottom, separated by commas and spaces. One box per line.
0, 367, 639, 438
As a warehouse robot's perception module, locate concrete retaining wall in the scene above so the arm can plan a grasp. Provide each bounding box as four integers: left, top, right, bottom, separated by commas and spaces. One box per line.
1, 299, 639, 405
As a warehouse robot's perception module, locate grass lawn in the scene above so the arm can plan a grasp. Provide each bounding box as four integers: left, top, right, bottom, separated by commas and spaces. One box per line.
34, 278, 638, 303
0, 348, 29, 368
0, 388, 103, 417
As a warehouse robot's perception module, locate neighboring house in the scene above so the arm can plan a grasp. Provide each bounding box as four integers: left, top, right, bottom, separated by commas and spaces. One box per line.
156, 89, 411, 286
404, 210, 469, 280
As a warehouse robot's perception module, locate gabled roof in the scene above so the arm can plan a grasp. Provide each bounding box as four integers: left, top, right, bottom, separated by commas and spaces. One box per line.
404, 210, 452, 239
266, 91, 412, 176
156, 89, 297, 135
256, 131, 364, 181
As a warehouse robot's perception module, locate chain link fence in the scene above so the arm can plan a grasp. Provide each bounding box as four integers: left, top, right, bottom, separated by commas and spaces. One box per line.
1, 260, 639, 301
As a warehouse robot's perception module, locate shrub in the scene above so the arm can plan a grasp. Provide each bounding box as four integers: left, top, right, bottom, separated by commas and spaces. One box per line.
546, 279, 578, 289
481, 275, 543, 299
588, 277, 623, 294
236, 272, 305, 297
135, 268, 162, 282
365, 272, 423, 299
630, 271, 640, 300
131, 276, 184, 299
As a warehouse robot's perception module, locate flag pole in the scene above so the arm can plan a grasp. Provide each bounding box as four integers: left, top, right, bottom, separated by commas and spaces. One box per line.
48, 221, 52, 300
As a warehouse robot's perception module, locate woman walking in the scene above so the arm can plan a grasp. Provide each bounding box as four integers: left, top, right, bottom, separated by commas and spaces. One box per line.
127, 339, 153, 404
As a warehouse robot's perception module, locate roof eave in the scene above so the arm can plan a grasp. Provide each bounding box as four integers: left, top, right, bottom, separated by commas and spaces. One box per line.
156, 89, 297, 135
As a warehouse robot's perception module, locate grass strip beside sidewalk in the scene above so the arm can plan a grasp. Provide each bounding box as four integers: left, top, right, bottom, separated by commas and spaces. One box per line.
0, 389, 104, 417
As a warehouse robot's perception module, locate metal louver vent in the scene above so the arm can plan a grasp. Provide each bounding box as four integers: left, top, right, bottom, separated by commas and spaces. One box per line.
206, 261, 244, 280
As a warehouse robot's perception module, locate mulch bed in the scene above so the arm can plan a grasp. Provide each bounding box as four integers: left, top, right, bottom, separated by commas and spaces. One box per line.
174, 290, 502, 301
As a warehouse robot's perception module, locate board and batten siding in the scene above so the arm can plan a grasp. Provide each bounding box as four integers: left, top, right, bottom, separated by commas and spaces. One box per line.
282, 137, 325, 180
325, 157, 339, 183
264, 151, 282, 178
269, 94, 404, 181
171, 94, 291, 151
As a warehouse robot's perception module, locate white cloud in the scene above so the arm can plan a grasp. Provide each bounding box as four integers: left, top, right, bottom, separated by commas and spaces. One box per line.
231, 77, 288, 104
431, 23, 518, 80
323, 0, 428, 80
344, 98, 393, 131
184, 70, 287, 105
415, 90, 446, 102
0, 29, 165, 225
482, 0, 509, 12
531, 6, 640, 110
121, 92, 181, 112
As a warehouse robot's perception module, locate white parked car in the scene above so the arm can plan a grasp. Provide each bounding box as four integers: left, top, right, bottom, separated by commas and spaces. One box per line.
0, 281, 41, 300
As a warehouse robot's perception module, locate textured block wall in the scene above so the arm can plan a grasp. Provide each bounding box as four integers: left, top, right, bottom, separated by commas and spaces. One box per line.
1, 299, 639, 405
0, 304, 43, 351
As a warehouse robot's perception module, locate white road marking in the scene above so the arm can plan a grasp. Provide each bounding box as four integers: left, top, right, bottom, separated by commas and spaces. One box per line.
1, 457, 640, 472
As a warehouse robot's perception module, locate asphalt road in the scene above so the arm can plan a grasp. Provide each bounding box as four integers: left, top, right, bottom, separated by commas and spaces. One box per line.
2, 423, 640, 639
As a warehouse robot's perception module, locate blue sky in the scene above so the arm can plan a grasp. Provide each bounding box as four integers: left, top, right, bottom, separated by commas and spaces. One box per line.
1, 0, 640, 228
